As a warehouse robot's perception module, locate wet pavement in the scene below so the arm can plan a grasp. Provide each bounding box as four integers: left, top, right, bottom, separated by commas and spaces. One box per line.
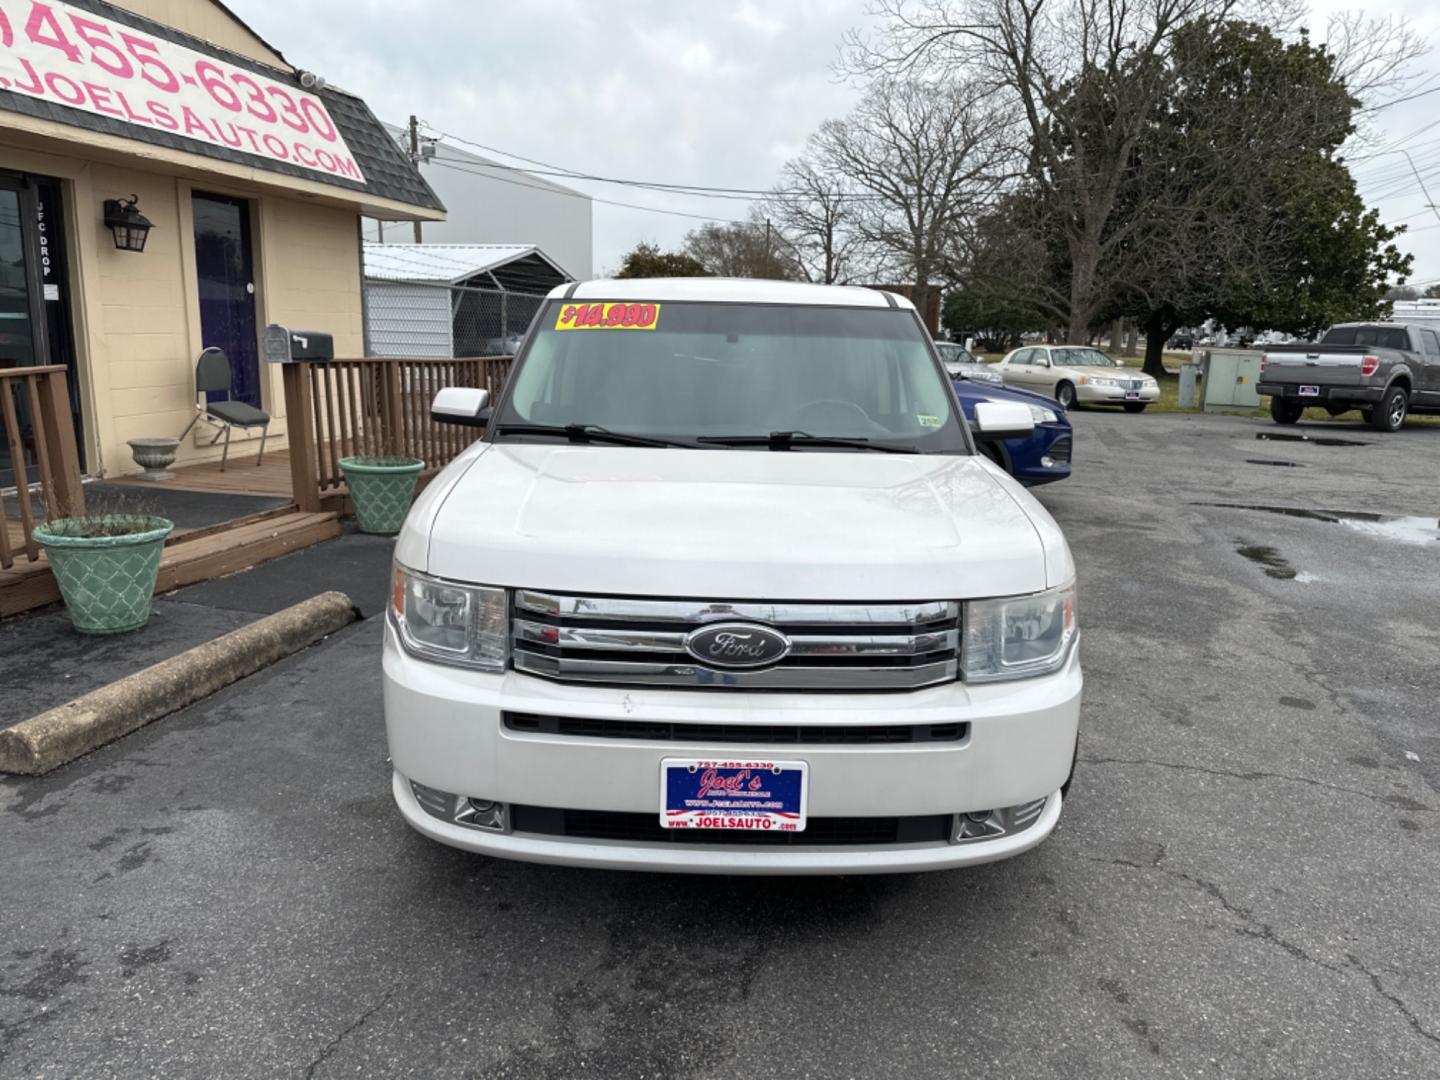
1, 410, 1437, 1079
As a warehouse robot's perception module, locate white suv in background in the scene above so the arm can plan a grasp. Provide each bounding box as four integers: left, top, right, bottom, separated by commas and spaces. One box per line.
383, 278, 1082, 875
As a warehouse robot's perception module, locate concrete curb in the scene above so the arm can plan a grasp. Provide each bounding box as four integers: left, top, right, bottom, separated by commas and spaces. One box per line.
0, 591, 358, 776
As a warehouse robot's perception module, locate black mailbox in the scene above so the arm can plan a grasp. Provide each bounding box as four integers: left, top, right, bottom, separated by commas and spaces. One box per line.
263, 324, 334, 363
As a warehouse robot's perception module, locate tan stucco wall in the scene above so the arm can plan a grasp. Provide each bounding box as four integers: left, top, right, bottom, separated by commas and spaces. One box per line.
110, 0, 290, 70
1, 140, 365, 479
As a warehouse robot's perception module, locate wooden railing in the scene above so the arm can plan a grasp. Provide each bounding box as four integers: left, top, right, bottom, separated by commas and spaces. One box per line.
0, 365, 85, 570
281, 356, 513, 512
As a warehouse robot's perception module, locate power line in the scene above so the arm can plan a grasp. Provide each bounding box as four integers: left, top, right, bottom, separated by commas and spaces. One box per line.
1358, 82, 1440, 115
424, 125, 887, 204
429, 154, 767, 203
426, 159, 748, 225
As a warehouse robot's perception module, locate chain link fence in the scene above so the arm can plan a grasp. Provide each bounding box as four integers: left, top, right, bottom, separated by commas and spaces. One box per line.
364, 281, 549, 358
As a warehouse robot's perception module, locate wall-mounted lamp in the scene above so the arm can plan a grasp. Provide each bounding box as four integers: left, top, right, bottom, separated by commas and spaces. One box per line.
102, 195, 153, 253
298, 70, 327, 90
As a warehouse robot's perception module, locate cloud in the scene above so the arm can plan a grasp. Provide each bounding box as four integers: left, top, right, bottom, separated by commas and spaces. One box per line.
231, 0, 870, 272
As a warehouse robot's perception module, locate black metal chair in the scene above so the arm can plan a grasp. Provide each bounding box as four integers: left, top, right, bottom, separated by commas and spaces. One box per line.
178, 347, 270, 470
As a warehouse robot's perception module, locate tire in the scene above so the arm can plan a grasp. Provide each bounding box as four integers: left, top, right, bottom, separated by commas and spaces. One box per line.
1055, 381, 1076, 410
1270, 397, 1304, 425
1369, 385, 1408, 432
1324, 404, 1350, 418
1123, 402, 1147, 413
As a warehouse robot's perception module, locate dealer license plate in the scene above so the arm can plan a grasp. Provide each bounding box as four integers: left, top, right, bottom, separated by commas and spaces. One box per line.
1299, 385, 1321, 396
1124, 390, 1141, 400
660, 759, 808, 833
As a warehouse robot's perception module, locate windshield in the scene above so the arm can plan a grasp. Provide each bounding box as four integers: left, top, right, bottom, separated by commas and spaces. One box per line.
495, 300, 969, 452
1054, 348, 1117, 368
937, 343, 978, 364
1322, 325, 1409, 350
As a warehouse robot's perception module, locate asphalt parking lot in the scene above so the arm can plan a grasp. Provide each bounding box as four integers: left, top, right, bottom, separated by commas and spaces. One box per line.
2, 409, 1438, 1079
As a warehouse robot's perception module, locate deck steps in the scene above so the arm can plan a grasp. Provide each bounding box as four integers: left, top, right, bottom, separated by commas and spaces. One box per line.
0, 508, 341, 618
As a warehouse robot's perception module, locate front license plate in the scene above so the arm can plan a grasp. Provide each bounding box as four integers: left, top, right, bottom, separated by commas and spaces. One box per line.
1124, 390, 1141, 400
661, 759, 808, 833
1298, 385, 1321, 397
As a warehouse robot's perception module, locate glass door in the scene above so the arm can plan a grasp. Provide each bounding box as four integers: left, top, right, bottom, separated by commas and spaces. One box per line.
0, 178, 45, 490
0, 172, 84, 490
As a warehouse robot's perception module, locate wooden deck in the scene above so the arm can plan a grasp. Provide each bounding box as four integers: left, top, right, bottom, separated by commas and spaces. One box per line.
109, 449, 295, 499
0, 506, 340, 617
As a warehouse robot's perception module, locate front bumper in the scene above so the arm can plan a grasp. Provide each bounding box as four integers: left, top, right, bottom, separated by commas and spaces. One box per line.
1076, 382, 1159, 404
1011, 427, 1073, 487
382, 619, 1081, 874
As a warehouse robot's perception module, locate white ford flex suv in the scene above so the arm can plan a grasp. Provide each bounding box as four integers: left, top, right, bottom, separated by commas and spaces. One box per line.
384, 278, 1081, 874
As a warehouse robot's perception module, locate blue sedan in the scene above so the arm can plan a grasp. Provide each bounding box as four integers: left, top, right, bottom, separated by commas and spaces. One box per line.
952, 372, 1073, 486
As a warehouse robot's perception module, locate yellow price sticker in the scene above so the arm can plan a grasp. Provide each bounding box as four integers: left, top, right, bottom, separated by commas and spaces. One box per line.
556, 301, 661, 331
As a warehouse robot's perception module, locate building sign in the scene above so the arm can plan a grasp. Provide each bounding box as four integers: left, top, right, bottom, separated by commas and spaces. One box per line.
0, 0, 364, 181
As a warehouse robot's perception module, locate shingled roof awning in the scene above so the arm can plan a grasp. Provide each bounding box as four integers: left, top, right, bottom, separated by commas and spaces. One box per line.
0, 0, 443, 217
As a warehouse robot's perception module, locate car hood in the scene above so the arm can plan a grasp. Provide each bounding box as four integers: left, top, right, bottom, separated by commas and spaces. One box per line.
400, 444, 1073, 601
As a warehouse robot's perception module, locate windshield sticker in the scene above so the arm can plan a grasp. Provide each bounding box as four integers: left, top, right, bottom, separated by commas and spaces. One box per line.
917, 414, 942, 428
556, 302, 660, 331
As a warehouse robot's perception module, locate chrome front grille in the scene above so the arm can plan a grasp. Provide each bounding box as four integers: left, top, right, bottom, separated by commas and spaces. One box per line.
512, 591, 960, 691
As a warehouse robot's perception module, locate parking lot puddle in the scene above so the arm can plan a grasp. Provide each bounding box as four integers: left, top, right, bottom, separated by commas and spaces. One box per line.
1199, 502, 1440, 545
1337, 516, 1440, 545
1235, 543, 1298, 579
1254, 432, 1371, 447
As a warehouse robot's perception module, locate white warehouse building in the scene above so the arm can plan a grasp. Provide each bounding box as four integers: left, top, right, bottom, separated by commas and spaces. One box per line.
367, 123, 594, 280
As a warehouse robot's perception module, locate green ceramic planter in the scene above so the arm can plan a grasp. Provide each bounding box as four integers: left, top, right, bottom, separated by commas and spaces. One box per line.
340, 456, 425, 534
34, 515, 175, 635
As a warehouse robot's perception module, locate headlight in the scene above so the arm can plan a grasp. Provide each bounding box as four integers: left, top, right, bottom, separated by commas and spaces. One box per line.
1027, 404, 1059, 424
963, 582, 1077, 682
1086, 376, 1118, 388
390, 564, 508, 671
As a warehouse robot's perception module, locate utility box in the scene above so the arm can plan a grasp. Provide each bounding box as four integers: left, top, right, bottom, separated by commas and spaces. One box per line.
1178, 363, 1200, 409
1202, 349, 1263, 412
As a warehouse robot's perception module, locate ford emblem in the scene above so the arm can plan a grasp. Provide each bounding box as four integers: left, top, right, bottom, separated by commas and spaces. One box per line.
684, 622, 790, 669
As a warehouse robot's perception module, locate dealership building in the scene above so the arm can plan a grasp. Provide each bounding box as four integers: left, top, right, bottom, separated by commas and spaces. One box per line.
0, 0, 443, 482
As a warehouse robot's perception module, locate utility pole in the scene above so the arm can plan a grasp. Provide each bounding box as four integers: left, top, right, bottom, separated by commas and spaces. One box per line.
409, 115, 423, 244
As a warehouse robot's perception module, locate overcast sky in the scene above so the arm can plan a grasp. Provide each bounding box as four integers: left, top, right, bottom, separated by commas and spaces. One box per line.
233, 0, 1440, 287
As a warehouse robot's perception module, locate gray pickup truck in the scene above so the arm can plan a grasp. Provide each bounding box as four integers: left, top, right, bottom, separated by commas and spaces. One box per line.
1257, 322, 1440, 432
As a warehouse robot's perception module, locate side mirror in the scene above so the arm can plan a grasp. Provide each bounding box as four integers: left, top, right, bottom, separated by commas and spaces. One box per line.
431, 387, 490, 427
971, 400, 1035, 441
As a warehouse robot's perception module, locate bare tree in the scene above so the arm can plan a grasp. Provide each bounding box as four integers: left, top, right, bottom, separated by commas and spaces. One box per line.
811, 78, 1015, 320
845, 0, 1255, 342
680, 217, 804, 280
846, 0, 1426, 345
760, 153, 866, 284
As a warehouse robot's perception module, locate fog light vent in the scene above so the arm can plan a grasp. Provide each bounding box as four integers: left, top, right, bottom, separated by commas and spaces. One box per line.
950, 797, 1050, 844
410, 780, 454, 821
409, 781, 509, 833
455, 798, 509, 833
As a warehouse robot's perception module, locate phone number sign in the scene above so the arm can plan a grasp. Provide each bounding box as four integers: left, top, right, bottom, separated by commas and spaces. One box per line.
0, 0, 364, 182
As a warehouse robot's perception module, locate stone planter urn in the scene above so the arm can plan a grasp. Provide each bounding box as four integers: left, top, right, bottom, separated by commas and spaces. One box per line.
339, 455, 425, 535
127, 437, 180, 480
34, 515, 175, 634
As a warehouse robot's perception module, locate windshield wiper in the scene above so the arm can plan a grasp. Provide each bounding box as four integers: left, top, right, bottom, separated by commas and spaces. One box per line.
493, 423, 698, 449
698, 431, 920, 453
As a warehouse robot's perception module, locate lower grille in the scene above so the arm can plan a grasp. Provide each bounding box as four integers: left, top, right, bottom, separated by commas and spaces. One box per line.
510, 805, 954, 847
1048, 435, 1073, 464
503, 712, 968, 745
